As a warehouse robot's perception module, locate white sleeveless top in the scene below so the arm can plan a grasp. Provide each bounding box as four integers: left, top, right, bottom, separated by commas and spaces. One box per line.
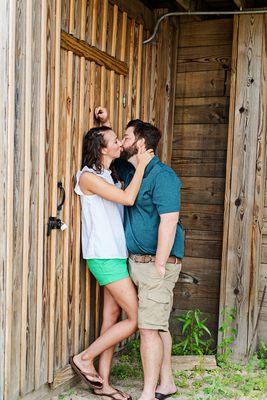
74, 166, 128, 259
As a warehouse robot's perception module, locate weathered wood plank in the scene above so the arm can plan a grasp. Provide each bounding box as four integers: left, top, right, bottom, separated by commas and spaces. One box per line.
180, 206, 224, 231
176, 70, 230, 98
61, 30, 128, 76
219, 15, 266, 360
89, 0, 97, 127
21, 0, 36, 394
109, 4, 118, 129
172, 149, 226, 161
172, 158, 226, 177
141, 29, 151, 122
8, 0, 27, 397
135, 24, 143, 119
100, 0, 108, 106
126, 19, 135, 122
179, 19, 233, 47
181, 177, 225, 205
175, 97, 229, 124
173, 124, 228, 150
118, 11, 127, 136
177, 44, 232, 73
35, 0, 47, 390
84, 59, 91, 348
48, 0, 62, 383
171, 355, 217, 371
3, 0, 16, 398
157, 16, 179, 165
173, 283, 220, 314
185, 230, 222, 259
253, 15, 267, 352
75, 0, 86, 355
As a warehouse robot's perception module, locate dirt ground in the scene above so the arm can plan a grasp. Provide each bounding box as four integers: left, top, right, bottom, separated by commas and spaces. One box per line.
53, 372, 267, 400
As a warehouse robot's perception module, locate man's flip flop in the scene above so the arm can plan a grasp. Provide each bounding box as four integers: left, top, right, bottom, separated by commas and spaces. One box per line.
155, 392, 177, 400
93, 388, 132, 400
69, 356, 103, 389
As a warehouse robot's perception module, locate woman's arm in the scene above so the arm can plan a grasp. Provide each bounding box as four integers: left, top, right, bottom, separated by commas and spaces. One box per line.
79, 151, 153, 206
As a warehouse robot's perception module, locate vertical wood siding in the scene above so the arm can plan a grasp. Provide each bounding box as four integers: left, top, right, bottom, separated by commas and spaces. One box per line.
219, 15, 267, 358
1, 1, 178, 399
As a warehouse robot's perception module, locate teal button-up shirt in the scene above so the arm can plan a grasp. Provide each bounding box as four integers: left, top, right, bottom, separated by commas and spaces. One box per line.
114, 156, 184, 259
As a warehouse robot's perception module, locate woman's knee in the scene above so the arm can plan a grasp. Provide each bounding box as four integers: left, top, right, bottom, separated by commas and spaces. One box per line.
103, 307, 121, 327
124, 304, 138, 326
130, 315, 138, 331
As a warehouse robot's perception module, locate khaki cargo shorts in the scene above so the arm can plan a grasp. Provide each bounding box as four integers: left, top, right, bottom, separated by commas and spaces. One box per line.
128, 257, 182, 331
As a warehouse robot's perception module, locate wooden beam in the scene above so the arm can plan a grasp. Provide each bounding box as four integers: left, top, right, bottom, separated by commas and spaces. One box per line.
3, 0, 16, 398
175, 0, 208, 12
175, 0, 211, 21
61, 31, 128, 76
20, 0, 32, 393
232, 0, 247, 9
218, 15, 267, 360
48, 0, 62, 383
109, 0, 155, 31
175, 0, 194, 10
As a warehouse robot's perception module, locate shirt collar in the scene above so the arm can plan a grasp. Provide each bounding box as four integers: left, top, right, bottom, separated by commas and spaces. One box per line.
128, 155, 160, 177
144, 155, 160, 177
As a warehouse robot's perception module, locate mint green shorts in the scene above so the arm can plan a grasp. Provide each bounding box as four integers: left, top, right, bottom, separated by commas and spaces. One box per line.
86, 258, 129, 286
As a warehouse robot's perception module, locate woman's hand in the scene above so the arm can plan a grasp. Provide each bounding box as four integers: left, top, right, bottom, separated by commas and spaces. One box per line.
137, 148, 154, 168
95, 107, 110, 126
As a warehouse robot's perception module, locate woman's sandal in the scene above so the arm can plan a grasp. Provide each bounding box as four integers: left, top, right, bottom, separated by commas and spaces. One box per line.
93, 388, 132, 400
69, 356, 103, 389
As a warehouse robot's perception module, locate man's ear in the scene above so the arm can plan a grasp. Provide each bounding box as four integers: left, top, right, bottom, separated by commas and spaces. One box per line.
136, 138, 146, 149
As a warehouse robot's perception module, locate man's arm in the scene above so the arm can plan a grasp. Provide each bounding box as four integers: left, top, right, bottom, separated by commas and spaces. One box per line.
152, 170, 182, 276
155, 212, 179, 276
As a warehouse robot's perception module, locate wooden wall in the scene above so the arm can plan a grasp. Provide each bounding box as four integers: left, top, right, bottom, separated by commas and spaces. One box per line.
1, 1, 178, 399
258, 16, 267, 343
0, 1, 14, 399
219, 15, 267, 358
170, 18, 233, 344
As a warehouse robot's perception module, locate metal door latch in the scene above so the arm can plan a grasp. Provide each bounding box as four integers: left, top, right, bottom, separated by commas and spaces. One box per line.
47, 217, 68, 236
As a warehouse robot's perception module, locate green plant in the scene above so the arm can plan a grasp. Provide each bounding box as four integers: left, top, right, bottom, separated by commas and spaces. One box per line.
216, 307, 237, 365
111, 339, 142, 380
257, 341, 267, 370
172, 309, 213, 355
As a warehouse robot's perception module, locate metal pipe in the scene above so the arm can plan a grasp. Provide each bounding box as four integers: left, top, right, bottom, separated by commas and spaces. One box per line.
143, 9, 267, 44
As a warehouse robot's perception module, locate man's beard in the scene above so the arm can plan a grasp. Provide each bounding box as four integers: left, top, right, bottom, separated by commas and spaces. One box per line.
120, 143, 138, 160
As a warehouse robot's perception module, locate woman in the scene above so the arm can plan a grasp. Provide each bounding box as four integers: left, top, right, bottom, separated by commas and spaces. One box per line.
71, 121, 153, 400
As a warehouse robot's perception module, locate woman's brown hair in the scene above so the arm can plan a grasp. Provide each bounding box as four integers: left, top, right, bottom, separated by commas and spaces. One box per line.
82, 126, 118, 181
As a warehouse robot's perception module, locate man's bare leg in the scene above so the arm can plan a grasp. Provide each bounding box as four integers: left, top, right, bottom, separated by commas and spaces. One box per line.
155, 331, 176, 395
139, 329, 163, 400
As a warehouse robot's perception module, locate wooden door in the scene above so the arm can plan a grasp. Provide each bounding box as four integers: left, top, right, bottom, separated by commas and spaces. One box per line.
45, 0, 146, 385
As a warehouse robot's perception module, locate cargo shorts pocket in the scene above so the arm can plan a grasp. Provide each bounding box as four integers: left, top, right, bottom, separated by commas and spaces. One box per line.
140, 289, 170, 328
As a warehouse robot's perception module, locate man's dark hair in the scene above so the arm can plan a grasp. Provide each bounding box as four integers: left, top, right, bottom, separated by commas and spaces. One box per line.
126, 119, 162, 152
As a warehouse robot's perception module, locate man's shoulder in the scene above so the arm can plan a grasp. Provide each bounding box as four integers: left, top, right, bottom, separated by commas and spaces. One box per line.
153, 161, 181, 182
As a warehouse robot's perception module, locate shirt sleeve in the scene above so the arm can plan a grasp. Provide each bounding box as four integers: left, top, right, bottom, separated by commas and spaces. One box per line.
113, 158, 135, 182
152, 170, 182, 215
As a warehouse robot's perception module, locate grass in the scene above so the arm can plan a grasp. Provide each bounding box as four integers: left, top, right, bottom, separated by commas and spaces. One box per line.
111, 339, 143, 380
173, 360, 267, 400
110, 339, 267, 400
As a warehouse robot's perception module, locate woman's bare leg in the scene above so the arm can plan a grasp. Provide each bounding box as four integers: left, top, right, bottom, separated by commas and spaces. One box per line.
98, 287, 121, 383
95, 287, 130, 398
73, 277, 138, 383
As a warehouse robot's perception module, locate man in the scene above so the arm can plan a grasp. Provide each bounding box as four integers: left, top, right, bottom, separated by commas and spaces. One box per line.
95, 107, 184, 400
